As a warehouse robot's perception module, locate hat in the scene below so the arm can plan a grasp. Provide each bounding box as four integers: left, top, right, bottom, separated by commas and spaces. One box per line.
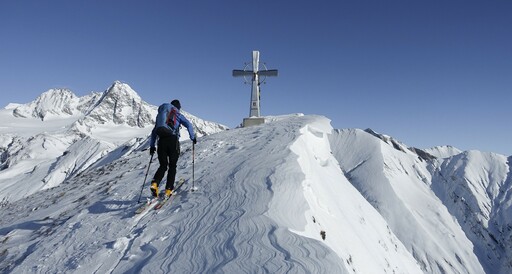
171, 99, 181, 110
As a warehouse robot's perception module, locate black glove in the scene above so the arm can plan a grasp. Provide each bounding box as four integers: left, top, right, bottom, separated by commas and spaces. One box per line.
192, 138, 197, 145
150, 147, 156, 155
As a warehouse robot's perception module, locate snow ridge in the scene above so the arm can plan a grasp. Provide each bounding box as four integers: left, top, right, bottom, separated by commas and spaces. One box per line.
331, 129, 485, 273
0, 86, 511, 273
425, 145, 463, 159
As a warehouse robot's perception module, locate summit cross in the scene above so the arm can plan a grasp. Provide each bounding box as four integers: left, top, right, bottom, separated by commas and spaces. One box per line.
233, 51, 278, 121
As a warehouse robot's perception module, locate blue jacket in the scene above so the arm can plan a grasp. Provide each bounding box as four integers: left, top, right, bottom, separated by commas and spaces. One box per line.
150, 103, 195, 147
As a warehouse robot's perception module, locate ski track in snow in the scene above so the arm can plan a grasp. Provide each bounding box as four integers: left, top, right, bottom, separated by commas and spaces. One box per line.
1, 115, 344, 273
119, 118, 343, 273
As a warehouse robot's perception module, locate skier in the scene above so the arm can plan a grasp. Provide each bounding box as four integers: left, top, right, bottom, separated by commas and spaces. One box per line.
149, 99, 196, 198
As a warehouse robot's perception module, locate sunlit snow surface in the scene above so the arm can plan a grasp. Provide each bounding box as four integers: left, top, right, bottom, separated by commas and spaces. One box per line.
1, 85, 511, 273
0, 82, 226, 203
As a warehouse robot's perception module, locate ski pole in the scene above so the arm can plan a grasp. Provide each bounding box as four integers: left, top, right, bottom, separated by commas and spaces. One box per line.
192, 142, 195, 191
137, 153, 154, 203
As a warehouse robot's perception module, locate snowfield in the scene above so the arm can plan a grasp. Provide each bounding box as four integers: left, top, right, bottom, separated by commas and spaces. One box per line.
1, 83, 511, 273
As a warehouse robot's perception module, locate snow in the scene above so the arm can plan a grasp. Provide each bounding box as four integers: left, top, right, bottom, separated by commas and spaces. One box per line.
330, 129, 485, 273
1, 82, 511, 273
425, 145, 463, 158
0, 108, 80, 137
431, 150, 511, 272
4, 103, 22, 110
0, 82, 227, 202
287, 117, 422, 273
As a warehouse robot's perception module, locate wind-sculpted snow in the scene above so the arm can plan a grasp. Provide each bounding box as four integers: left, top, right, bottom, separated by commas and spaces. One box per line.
1, 112, 511, 273
135, 116, 345, 273
0, 115, 345, 273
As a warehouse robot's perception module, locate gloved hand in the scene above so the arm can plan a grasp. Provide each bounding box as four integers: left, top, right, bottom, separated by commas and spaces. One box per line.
150, 146, 156, 155
192, 138, 197, 145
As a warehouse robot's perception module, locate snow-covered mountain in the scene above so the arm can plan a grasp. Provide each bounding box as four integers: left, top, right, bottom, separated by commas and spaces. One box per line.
425, 145, 463, 159
0, 86, 511, 273
0, 81, 228, 203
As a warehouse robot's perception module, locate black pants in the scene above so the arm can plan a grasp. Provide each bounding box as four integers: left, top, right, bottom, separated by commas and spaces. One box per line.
152, 127, 180, 190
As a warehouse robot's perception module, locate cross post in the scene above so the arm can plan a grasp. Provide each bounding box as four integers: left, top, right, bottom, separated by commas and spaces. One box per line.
233, 51, 278, 127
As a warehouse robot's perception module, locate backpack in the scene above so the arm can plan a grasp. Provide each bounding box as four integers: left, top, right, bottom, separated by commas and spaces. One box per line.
166, 106, 178, 133
156, 103, 180, 135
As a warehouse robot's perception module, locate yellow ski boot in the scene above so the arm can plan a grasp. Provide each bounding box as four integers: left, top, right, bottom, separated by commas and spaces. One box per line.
165, 189, 173, 198
150, 182, 159, 198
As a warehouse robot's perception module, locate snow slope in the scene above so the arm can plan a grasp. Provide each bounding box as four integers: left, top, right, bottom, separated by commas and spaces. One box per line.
1, 86, 511, 273
0, 115, 420, 273
331, 129, 484, 273
431, 151, 511, 273
0, 82, 227, 203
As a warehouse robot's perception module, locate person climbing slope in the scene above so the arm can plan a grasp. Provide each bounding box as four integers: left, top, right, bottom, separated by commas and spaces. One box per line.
149, 99, 196, 198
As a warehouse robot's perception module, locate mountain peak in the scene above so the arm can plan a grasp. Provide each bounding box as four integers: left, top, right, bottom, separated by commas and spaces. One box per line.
77, 82, 152, 127
104, 81, 141, 101
12, 88, 78, 120
425, 145, 463, 158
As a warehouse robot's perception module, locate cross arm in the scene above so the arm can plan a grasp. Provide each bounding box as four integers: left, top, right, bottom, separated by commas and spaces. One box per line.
258, 70, 278, 77
232, 70, 254, 77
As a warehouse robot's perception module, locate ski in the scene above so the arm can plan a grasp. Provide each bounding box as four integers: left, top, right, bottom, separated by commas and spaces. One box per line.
153, 178, 185, 210
134, 197, 159, 214
152, 196, 171, 211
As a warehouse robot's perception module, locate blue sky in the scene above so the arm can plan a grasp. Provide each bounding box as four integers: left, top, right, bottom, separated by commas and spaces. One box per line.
1, 1, 511, 155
